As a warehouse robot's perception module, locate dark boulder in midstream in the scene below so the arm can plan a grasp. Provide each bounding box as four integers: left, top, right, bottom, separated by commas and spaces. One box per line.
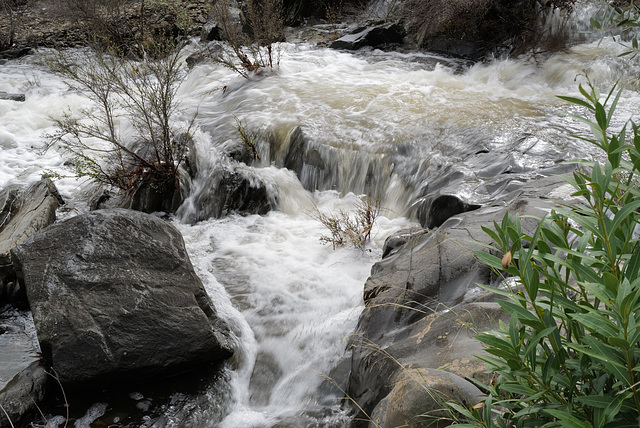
0, 92, 26, 102
10, 209, 235, 390
330, 21, 406, 50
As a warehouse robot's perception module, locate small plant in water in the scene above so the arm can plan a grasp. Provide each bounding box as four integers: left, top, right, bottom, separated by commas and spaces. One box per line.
235, 117, 260, 160
448, 83, 640, 427
315, 196, 381, 250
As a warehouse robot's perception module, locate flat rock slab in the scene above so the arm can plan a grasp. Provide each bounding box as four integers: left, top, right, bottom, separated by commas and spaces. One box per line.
0, 179, 63, 305
0, 309, 47, 428
11, 209, 234, 388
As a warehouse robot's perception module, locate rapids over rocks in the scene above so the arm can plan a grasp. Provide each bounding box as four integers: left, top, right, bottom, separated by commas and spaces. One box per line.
2, 3, 640, 427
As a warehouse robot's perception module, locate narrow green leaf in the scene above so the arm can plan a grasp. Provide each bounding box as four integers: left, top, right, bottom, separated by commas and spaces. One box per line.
595, 103, 608, 130
474, 250, 504, 271
544, 409, 591, 428
610, 200, 640, 235
558, 95, 595, 110
500, 383, 536, 396
608, 336, 630, 350
523, 326, 557, 357
624, 243, 640, 282
574, 395, 616, 409
498, 300, 540, 324
481, 225, 502, 245
571, 313, 618, 337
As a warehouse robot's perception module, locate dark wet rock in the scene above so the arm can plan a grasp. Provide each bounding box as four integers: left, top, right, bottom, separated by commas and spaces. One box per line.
0, 309, 48, 428
0, 92, 26, 102
90, 133, 195, 214
0, 179, 63, 306
418, 194, 481, 229
330, 21, 405, 50
216, 172, 272, 217
185, 169, 272, 223
349, 175, 573, 425
201, 20, 223, 41
128, 182, 185, 213
186, 51, 207, 68
89, 183, 186, 214
10, 209, 234, 389
317, 356, 351, 407
369, 368, 482, 428
0, 47, 32, 60
397, 0, 573, 60
275, 126, 306, 177
381, 228, 427, 259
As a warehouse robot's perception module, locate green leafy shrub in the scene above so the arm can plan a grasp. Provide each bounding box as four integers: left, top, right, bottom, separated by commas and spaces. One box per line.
591, 1, 640, 58
449, 83, 640, 427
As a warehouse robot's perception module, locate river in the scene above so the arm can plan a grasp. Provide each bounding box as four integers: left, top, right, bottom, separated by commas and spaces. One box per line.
1, 2, 639, 427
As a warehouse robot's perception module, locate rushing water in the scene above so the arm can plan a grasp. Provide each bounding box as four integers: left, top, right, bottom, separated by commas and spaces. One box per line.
2, 4, 640, 427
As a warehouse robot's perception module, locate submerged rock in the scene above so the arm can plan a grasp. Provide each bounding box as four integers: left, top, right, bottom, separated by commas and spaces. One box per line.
10, 209, 235, 389
0, 179, 63, 306
0, 92, 26, 102
184, 169, 273, 223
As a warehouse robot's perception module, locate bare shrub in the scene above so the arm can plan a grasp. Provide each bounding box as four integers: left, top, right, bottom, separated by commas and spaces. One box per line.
57, 0, 192, 54
209, 0, 285, 77
44, 41, 193, 202
315, 197, 381, 250
0, 0, 33, 49
235, 117, 261, 161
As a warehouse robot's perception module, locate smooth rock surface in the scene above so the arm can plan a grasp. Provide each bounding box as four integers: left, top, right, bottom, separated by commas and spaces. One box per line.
0, 179, 63, 305
369, 368, 482, 428
0, 309, 47, 428
11, 209, 235, 388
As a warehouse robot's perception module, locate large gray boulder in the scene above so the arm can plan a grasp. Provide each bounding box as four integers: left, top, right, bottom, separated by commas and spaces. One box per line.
10, 209, 235, 388
0, 179, 63, 305
348, 175, 574, 425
